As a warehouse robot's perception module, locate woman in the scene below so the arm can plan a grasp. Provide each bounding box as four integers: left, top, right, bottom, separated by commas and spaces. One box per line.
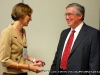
0, 3, 45, 75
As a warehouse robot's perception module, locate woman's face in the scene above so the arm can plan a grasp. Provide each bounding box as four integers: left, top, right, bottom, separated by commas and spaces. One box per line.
21, 13, 32, 26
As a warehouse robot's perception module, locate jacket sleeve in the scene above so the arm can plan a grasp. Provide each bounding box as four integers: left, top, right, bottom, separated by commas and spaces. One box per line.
0, 28, 14, 67
49, 30, 66, 75
89, 30, 100, 75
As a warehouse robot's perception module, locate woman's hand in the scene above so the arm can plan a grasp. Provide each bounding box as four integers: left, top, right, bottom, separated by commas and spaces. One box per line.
29, 64, 44, 73
32, 59, 45, 67
27, 56, 45, 67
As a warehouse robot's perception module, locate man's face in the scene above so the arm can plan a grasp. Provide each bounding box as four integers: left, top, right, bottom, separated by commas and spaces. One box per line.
65, 7, 82, 29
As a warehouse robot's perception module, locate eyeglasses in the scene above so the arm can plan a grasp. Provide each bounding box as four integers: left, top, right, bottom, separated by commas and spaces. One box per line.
65, 13, 77, 17
27, 14, 31, 17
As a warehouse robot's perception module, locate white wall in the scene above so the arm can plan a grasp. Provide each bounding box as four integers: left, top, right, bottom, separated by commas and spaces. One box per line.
0, 0, 100, 75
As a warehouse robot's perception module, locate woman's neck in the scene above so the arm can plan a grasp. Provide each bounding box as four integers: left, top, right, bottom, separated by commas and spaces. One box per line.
13, 21, 23, 32
13, 21, 24, 40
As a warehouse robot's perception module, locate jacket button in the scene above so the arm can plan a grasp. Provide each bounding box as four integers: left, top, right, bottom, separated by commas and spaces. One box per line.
16, 58, 18, 61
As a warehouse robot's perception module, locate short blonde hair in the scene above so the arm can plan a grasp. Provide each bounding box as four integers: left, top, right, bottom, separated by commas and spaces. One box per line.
11, 3, 33, 21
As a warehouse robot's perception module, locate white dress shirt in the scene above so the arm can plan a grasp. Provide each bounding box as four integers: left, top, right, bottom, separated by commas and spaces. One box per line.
62, 22, 83, 55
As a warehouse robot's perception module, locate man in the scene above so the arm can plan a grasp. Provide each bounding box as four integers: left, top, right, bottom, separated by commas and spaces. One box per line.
49, 3, 100, 75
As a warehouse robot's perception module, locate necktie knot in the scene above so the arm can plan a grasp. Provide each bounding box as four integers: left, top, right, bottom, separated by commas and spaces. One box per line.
72, 29, 75, 33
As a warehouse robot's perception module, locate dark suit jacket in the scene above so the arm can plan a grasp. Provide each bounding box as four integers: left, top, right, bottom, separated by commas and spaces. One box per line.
49, 23, 100, 75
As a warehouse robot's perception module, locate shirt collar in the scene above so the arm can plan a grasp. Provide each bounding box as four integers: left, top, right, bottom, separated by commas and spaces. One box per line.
71, 22, 83, 32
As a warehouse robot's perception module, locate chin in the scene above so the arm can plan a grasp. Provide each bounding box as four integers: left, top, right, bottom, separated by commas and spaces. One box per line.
68, 24, 72, 26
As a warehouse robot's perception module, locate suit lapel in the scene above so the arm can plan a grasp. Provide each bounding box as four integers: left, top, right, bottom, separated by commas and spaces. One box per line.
69, 24, 87, 57
58, 29, 71, 61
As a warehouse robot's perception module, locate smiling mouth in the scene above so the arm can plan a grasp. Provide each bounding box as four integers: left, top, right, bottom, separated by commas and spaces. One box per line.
27, 21, 29, 23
